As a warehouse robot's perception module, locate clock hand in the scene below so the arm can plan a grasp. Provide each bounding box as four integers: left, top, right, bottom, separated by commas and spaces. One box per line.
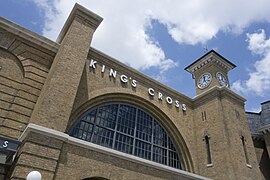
203, 76, 206, 83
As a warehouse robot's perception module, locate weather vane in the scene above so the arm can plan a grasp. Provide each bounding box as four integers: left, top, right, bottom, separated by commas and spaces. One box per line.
203, 46, 208, 53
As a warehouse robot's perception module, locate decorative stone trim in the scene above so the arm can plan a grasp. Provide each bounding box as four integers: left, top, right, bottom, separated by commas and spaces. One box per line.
193, 86, 246, 108
185, 50, 236, 75
56, 3, 103, 43
0, 17, 59, 52
191, 57, 232, 73
19, 123, 211, 180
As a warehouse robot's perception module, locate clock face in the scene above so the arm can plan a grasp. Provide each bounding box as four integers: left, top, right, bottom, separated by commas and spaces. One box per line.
216, 72, 228, 87
197, 72, 212, 89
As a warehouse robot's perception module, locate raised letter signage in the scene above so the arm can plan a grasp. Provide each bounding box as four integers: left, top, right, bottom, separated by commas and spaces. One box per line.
89, 59, 187, 111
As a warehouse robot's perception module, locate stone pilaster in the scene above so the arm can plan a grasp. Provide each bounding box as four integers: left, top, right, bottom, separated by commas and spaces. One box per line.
9, 124, 67, 180
29, 3, 102, 132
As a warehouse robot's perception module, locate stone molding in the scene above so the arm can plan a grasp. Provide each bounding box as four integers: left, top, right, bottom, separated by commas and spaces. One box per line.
0, 17, 59, 53
19, 123, 211, 180
67, 92, 194, 172
56, 3, 103, 44
192, 86, 246, 107
185, 50, 236, 74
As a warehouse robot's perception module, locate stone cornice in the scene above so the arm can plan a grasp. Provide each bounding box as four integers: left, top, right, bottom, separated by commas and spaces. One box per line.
20, 123, 211, 180
0, 16, 59, 53
56, 3, 103, 44
192, 86, 246, 108
185, 50, 236, 75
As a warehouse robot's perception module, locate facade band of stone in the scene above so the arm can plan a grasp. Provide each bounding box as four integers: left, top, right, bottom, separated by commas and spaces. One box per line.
0, 3, 269, 180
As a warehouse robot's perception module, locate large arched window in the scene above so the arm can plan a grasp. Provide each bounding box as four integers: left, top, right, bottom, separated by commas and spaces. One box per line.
69, 103, 183, 169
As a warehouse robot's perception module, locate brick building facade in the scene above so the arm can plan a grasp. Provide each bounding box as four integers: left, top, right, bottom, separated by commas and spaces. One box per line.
0, 3, 268, 180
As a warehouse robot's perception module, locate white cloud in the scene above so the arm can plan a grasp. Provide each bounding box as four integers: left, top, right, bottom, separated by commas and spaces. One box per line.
31, 0, 270, 74
247, 29, 270, 55
159, 59, 178, 74
152, 59, 179, 83
232, 30, 270, 95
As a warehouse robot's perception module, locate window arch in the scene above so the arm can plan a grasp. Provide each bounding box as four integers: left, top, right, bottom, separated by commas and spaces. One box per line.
69, 103, 183, 169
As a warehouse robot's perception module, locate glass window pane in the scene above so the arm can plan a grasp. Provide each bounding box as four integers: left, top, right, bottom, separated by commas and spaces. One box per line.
134, 140, 151, 160
70, 103, 183, 170
96, 104, 118, 129
117, 105, 136, 135
85, 109, 97, 123
136, 110, 152, 142
114, 133, 133, 154
92, 126, 114, 148
153, 146, 167, 165
71, 128, 79, 137
153, 121, 167, 147
168, 137, 176, 151
80, 121, 85, 129
169, 150, 181, 169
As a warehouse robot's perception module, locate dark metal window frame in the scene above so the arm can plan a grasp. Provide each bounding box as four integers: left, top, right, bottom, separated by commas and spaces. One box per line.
69, 103, 183, 169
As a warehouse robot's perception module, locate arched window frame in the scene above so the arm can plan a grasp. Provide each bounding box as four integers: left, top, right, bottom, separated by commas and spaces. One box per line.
69, 102, 184, 169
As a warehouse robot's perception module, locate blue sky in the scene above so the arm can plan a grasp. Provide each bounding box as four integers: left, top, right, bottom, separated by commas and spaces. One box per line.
1, 0, 270, 112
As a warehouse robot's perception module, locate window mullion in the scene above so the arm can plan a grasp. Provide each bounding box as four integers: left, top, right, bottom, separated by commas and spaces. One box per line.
90, 107, 99, 143
132, 107, 138, 155
167, 134, 169, 166
112, 104, 120, 149
70, 103, 183, 170
151, 118, 154, 161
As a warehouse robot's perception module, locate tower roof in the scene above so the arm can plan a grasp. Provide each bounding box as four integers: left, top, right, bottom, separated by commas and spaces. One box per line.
185, 50, 236, 74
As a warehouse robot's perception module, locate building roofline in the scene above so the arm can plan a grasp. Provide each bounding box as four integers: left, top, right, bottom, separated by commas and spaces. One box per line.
184, 50, 236, 73
261, 100, 270, 105
0, 16, 59, 53
246, 111, 261, 115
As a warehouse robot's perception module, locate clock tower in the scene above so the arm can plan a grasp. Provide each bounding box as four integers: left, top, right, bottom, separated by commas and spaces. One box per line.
185, 50, 236, 95
185, 50, 262, 179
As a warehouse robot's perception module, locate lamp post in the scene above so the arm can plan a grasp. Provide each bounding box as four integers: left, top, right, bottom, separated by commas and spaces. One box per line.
26, 171, 42, 180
